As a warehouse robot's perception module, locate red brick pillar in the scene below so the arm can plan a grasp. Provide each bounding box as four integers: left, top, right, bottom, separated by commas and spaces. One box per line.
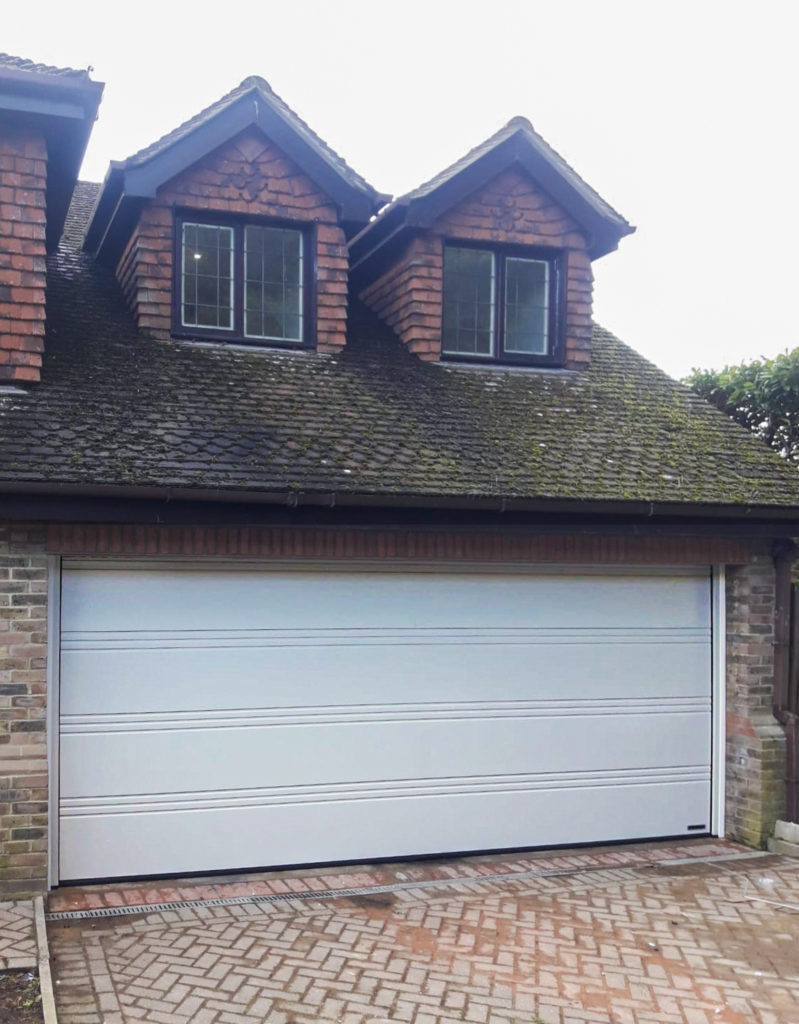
0, 128, 47, 384
726, 556, 787, 846
0, 524, 49, 896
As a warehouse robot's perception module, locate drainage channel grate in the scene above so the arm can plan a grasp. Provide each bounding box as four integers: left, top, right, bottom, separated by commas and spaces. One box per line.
46, 868, 610, 921
48, 886, 395, 921
45, 851, 769, 922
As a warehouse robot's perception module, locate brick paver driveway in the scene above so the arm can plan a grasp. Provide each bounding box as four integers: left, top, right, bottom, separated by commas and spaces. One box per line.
47, 844, 799, 1024
0, 899, 36, 969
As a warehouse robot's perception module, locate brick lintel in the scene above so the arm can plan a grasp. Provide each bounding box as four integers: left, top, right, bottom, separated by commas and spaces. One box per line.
48, 524, 756, 565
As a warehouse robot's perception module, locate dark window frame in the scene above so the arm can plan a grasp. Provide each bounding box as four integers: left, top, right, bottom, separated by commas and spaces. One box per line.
440, 239, 564, 367
172, 208, 317, 349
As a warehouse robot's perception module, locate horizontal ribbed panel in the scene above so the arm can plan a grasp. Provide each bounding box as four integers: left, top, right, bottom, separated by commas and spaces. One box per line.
61, 625, 710, 651
61, 696, 711, 734
61, 766, 711, 817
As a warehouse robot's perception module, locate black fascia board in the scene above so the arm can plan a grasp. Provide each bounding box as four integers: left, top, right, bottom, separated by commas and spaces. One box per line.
0, 92, 86, 120
349, 202, 406, 265
83, 166, 123, 255
1, 489, 798, 538
0, 480, 798, 524
90, 194, 146, 268
89, 92, 381, 265
348, 206, 411, 289
404, 135, 632, 259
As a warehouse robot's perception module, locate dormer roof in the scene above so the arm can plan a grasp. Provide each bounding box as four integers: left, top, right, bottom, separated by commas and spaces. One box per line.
84, 76, 389, 264
350, 116, 634, 283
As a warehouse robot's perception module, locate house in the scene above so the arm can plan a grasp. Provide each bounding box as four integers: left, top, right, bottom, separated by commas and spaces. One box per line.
1, 53, 798, 898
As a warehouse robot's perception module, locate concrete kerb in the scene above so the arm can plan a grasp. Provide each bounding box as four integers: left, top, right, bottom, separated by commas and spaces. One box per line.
34, 897, 57, 1024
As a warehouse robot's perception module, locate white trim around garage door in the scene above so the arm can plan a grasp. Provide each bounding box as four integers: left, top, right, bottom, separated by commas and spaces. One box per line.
46, 554, 62, 890
711, 566, 727, 838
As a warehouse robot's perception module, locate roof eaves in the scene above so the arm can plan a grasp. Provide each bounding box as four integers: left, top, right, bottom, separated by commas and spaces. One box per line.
0, 54, 103, 108
1, 480, 798, 522
0, 54, 104, 251
0, 52, 94, 80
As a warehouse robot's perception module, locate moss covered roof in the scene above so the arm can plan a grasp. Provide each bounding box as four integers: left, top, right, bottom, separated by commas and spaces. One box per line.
1, 183, 798, 512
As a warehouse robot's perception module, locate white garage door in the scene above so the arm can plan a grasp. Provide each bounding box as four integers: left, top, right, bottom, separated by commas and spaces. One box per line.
58, 562, 713, 881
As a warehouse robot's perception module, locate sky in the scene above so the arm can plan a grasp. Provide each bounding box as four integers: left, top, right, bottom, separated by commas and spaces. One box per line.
5, 0, 798, 378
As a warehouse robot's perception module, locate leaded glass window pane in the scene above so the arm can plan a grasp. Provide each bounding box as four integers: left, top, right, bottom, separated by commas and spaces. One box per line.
442, 247, 495, 356
244, 226, 303, 342
181, 223, 233, 329
504, 257, 549, 355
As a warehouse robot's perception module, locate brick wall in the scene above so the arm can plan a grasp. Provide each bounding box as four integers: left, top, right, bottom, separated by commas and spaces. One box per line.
0, 129, 47, 383
117, 129, 349, 353
0, 524, 48, 896
359, 168, 593, 368
726, 556, 786, 846
359, 236, 443, 360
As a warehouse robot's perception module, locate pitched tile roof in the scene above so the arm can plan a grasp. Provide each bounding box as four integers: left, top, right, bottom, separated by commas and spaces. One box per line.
0, 52, 92, 79
401, 116, 628, 227
1, 182, 797, 512
114, 76, 380, 200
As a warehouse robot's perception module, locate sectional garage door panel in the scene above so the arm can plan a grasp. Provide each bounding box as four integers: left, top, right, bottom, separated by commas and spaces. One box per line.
58, 564, 713, 881
61, 710, 710, 798
60, 778, 710, 882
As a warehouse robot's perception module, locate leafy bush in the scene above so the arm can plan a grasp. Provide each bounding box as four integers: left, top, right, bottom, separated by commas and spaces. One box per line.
685, 350, 799, 462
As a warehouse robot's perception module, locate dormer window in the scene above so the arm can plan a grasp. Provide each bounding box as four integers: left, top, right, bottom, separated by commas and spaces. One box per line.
174, 213, 313, 347
442, 243, 563, 366
180, 223, 234, 331
244, 225, 303, 342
